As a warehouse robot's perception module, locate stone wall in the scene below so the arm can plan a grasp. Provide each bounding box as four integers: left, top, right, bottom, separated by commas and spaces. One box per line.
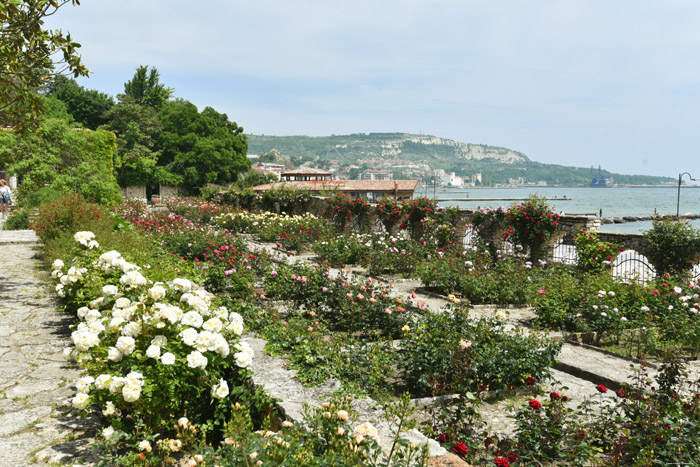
120, 185, 146, 200
159, 185, 180, 201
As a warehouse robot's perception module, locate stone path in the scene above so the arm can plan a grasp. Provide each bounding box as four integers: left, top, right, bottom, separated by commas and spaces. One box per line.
0, 228, 96, 466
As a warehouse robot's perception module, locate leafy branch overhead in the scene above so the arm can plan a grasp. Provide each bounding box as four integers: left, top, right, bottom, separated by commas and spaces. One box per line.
0, 0, 89, 130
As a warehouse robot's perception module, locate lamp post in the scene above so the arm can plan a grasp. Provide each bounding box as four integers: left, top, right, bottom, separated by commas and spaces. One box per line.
676, 172, 700, 218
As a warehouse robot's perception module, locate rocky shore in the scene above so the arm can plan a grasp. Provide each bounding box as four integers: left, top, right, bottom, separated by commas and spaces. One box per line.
600, 213, 700, 224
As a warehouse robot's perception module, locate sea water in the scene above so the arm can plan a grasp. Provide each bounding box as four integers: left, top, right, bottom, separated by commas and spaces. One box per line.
416, 186, 700, 233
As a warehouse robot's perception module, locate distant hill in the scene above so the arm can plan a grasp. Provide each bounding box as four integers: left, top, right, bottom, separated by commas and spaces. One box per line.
247, 133, 675, 186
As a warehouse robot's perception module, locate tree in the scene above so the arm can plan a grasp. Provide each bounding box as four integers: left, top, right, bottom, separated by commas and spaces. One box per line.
100, 102, 161, 186
158, 99, 249, 192
3, 96, 121, 204
44, 75, 114, 129
121, 65, 173, 109
0, 0, 89, 130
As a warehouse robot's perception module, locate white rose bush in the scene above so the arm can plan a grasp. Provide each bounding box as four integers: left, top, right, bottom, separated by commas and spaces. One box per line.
52, 231, 254, 454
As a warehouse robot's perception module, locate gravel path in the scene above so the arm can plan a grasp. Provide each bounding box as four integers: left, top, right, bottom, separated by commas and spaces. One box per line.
0, 228, 96, 466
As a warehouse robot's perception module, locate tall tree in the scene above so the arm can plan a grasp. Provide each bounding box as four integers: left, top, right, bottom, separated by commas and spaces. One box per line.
158, 99, 249, 192
121, 65, 173, 109
100, 102, 161, 186
0, 0, 89, 130
45, 75, 114, 129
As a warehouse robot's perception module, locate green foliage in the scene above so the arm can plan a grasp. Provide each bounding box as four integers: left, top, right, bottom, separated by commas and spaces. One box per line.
470, 206, 508, 257
100, 102, 162, 187
158, 99, 250, 192
399, 308, 561, 396
4, 206, 30, 230
642, 219, 700, 277
258, 186, 312, 215
120, 65, 173, 109
30, 193, 114, 243
44, 75, 114, 129
0, 0, 90, 130
5, 112, 121, 204
573, 229, 624, 275
202, 397, 428, 466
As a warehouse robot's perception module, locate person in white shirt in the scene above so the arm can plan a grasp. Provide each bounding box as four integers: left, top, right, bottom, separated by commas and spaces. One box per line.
0, 179, 12, 218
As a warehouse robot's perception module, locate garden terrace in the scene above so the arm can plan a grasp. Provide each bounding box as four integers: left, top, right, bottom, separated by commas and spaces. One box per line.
20, 193, 700, 466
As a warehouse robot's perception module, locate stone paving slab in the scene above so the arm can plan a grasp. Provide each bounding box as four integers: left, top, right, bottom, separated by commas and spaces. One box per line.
245, 335, 447, 459
0, 238, 95, 465
0, 228, 38, 244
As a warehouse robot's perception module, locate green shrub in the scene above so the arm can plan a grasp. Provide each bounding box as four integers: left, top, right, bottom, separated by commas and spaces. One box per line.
642, 219, 700, 277
573, 229, 624, 275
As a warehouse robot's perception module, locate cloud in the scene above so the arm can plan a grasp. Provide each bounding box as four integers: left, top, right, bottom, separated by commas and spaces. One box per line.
43, 0, 700, 177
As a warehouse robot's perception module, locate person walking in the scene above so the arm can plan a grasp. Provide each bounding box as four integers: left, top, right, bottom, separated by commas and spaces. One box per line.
0, 179, 12, 218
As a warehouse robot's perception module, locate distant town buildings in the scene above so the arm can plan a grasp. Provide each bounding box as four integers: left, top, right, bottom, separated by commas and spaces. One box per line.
280, 168, 333, 182
251, 179, 419, 202
361, 171, 393, 181
251, 163, 284, 179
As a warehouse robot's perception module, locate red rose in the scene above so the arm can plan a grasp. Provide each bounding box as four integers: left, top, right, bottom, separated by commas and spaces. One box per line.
550, 391, 560, 400
526, 376, 536, 385
438, 433, 449, 443
529, 399, 542, 410
494, 457, 510, 467
596, 384, 608, 393
507, 451, 518, 463
452, 442, 469, 456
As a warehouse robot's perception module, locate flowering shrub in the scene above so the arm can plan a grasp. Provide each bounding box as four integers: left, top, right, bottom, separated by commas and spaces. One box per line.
31, 193, 113, 243
417, 247, 542, 305
52, 232, 256, 457
399, 308, 561, 396
470, 206, 508, 258
573, 229, 624, 275
375, 197, 405, 234
642, 219, 700, 277
312, 231, 373, 267
166, 196, 237, 224
401, 197, 438, 240
259, 186, 312, 215
201, 395, 428, 466
322, 191, 372, 231
503, 196, 559, 260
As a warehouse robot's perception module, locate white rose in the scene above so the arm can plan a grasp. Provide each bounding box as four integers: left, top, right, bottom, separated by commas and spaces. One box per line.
114, 297, 131, 309
121, 321, 142, 338
103, 426, 115, 439
148, 285, 167, 300
120, 271, 147, 289
161, 352, 176, 365
103, 400, 118, 416
95, 374, 112, 390
151, 335, 167, 347
172, 278, 193, 292
116, 336, 135, 355
181, 311, 203, 328
122, 383, 142, 402
107, 347, 123, 362
212, 378, 229, 399
202, 318, 223, 333
146, 344, 161, 359
186, 351, 208, 370
72, 392, 90, 410
52, 259, 64, 270
76, 376, 95, 393
102, 285, 119, 297
180, 328, 198, 347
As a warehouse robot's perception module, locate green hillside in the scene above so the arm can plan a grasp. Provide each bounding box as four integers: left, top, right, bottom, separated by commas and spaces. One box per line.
248, 133, 674, 186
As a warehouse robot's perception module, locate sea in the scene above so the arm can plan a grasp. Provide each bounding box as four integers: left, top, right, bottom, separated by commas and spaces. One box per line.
415, 186, 700, 234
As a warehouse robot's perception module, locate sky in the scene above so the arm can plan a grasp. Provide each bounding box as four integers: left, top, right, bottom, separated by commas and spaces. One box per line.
43, 0, 700, 180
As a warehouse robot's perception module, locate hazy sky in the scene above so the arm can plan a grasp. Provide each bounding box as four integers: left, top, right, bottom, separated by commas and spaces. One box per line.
44, 0, 700, 179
